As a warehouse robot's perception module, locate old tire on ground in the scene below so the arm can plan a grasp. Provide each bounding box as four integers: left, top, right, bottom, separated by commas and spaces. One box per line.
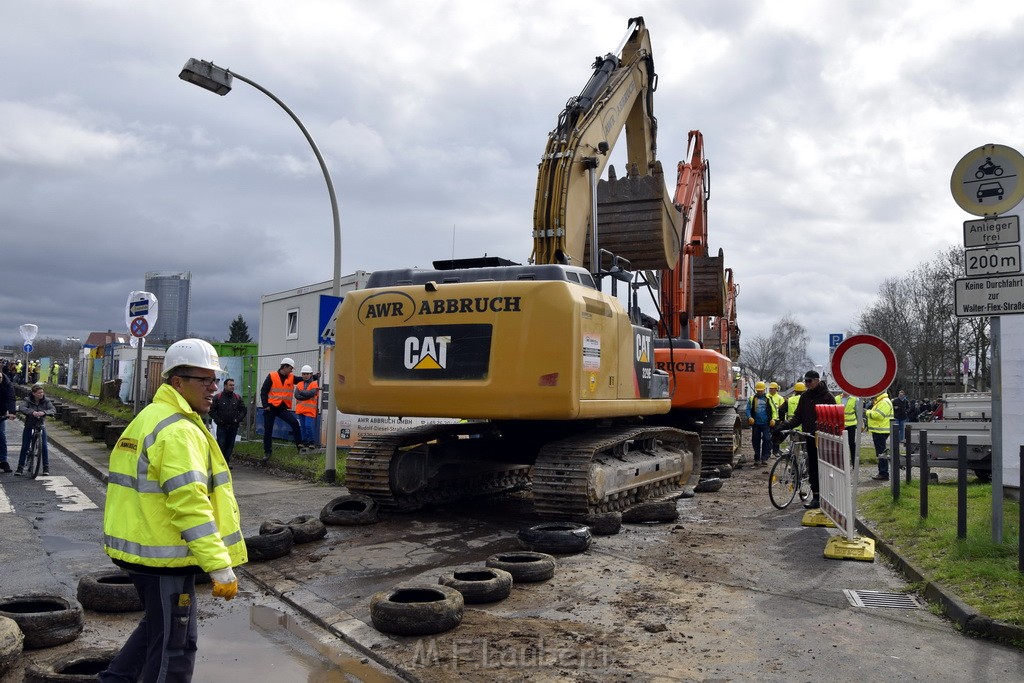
24, 647, 120, 682
485, 551, 556, 583
244, 526, 294, 562
577, 511, 622, 536
717, 464, 733, 479
258, 519, 288, 535
0, 615, 23, 677
0, 594, 84, 650
320, 494, 379, 526
517, 522, 592, 554
76, 571, 142, 613
370, 585, 463, 636
286, 514, 328, 543
695, 477, 723, 493
621, 501, 679, 524
438, 566, 513, 604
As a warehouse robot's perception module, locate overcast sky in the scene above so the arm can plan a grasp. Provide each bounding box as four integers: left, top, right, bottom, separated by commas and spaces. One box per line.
2, 1, 1020, 365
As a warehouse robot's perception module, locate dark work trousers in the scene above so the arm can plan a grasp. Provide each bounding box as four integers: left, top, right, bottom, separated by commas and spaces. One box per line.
846, 426, 858, 464
99, 572, 198, 682
806, 434, 820, 496
262, 404, 302, 455
215, 422, 239, 463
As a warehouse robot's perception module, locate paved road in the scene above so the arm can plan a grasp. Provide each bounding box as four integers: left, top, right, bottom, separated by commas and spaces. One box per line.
0, 420, 399, 682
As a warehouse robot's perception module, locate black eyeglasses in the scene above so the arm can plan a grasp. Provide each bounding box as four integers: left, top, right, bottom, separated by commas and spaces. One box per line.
178, 375, 220, 389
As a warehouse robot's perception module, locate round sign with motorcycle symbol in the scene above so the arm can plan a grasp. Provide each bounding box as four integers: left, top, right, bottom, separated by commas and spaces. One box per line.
950, 143, 1024, 217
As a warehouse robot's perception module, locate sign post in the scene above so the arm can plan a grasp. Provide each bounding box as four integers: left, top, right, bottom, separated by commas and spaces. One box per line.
816, 334, 898, 561
19, 324, 38, 384
949, 145, 1024, 544
125, 291, 158, 414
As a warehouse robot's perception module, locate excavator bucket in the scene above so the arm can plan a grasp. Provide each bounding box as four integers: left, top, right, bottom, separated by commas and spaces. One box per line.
593, 161, 682, 271
691, 249, 726, 317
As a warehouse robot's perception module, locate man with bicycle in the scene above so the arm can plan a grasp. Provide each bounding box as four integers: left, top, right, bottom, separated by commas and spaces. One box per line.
15, 383, 55, 476
776, 370, 836, 509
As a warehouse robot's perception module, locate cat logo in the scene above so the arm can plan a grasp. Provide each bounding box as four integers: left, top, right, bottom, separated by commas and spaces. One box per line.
404, 335, 450, 370
635, 332, 651, 364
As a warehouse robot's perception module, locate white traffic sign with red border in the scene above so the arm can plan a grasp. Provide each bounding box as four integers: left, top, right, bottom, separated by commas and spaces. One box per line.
830, 334, 897, 398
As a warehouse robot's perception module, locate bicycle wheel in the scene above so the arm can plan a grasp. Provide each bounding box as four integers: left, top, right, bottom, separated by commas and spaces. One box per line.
797, 452, 812, 501
768, 455, 798, 509
29, 432, 43, 479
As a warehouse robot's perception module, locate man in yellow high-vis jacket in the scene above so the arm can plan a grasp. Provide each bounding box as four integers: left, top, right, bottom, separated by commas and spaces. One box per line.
100, 339, 247, 682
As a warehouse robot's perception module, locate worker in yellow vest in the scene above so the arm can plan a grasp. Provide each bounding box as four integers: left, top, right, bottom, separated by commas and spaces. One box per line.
100, 339, 245, 680
837, 390, 859, 463
767, 382, 786, 455
294, 364, 321, 450
867, 389, 895, 480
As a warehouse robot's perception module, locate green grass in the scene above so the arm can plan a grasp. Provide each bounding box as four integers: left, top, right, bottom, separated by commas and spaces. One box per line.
47, 386, 349, 484
46, 386, 136, 422
231, 439, 349, 483
858, 482, 1023, 626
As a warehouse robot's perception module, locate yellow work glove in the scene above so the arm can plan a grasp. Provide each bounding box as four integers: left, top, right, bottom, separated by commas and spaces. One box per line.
747, 417, 754, 425
209, 567, 238, 601
770, 419, 776, 427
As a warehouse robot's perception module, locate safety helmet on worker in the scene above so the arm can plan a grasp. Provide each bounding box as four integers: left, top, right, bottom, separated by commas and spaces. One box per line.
280, 357, 295, 368
768, 382, 779, 390
794, 382, 806, 392
300, 365, 313, 374
754, 381, 766, 392
162, 339, 224, 378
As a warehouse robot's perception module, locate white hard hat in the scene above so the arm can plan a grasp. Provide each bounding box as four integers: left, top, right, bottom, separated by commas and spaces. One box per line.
300, 365, 313, 374
162, 339, 224, 378
281, 357, 295, 367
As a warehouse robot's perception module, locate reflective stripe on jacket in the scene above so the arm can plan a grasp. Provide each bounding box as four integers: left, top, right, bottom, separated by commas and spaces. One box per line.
268, 371, 295, 409
867, 394, 894, 434
294, 379, 319, 417
103, 383, 247, 571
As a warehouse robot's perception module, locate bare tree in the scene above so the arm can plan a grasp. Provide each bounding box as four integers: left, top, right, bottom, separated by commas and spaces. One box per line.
859, 246, 988, 398
741, 314, 812, 387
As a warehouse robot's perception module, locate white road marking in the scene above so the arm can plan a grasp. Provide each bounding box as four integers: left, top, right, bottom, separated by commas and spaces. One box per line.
40, 475, 99, 511
0, 483, 12, 513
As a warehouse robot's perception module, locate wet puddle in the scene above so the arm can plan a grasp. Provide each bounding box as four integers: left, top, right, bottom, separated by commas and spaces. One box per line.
198, 603, 400, 682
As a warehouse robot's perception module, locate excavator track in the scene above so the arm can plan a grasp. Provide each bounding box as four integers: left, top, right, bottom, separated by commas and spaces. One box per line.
346, 423, 531, 511
699, 408, 742, 469
532, 425, 700, 518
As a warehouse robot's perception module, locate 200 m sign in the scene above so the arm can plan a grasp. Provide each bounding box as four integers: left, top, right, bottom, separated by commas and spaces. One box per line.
964, 244, 1021, 277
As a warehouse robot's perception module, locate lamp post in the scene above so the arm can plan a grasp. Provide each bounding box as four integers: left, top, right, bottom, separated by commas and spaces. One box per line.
180, 58, 342, 483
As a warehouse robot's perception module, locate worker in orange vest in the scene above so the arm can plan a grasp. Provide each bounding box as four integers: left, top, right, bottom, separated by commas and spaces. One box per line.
259, 357, 304, 463
294, 365, 321, 450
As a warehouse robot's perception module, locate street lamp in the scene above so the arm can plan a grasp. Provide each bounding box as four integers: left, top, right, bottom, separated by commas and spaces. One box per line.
180, 58, 343, 483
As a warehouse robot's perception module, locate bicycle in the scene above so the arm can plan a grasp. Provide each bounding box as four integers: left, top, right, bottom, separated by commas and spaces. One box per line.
768, 430, 811, 509
21, 419, 45, 480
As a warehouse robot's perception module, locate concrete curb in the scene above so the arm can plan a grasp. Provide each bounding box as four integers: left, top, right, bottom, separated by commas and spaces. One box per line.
855, 517, 1024, 644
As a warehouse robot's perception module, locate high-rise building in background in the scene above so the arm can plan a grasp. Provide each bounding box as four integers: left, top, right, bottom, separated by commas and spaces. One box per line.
144, 271, 191, 343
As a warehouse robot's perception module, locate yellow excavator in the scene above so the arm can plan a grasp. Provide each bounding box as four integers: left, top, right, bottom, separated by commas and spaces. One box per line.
335, 17, 701, 516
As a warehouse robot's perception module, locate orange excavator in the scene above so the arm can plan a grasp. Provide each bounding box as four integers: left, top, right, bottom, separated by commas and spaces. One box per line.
655, 131, 741, 469
599, 131, 742, 468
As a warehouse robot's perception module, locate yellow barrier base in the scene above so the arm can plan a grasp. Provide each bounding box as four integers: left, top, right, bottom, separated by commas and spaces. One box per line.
801, 509, 837, 527
824, 535, 875, 561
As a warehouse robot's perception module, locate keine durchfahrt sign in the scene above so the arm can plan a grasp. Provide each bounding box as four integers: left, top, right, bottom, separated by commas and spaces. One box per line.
954, 275, 1024, 317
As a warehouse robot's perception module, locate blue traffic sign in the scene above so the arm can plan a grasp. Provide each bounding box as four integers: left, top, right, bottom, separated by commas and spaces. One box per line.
829, 333, 844, 349
318, 295, 343, 346
129, 299, 149, 316
23, 343, 32, 353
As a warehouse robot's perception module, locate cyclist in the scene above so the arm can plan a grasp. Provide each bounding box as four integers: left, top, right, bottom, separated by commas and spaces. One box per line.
15, 383, 56, 475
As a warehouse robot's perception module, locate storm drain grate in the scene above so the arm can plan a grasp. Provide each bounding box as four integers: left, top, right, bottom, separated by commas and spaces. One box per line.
843, 589, 923, 610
